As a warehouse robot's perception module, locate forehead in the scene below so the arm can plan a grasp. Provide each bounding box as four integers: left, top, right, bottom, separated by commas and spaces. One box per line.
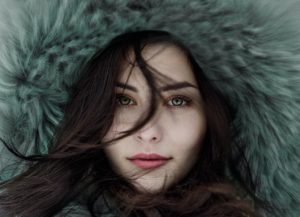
118, 44, 198, 86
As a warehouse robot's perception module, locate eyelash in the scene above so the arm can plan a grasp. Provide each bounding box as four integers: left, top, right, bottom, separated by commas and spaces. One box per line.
115, 94, 192, 109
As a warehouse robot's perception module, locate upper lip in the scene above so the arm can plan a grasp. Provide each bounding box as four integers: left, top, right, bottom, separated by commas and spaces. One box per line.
128, 153, 171, 160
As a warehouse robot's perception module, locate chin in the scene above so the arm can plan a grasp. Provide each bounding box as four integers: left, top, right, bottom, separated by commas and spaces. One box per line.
134, 184, 166, 194
133, 177, 174, 194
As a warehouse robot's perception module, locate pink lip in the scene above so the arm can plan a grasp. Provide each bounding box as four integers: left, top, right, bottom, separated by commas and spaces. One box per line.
128, 153, 171, 169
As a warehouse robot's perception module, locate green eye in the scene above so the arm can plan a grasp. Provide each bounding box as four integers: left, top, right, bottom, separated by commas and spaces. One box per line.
116, 94, 135, 106
167, 96, 191, 107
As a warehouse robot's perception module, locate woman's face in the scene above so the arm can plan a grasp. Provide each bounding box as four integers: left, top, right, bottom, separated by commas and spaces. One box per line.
103, 44, 207, 193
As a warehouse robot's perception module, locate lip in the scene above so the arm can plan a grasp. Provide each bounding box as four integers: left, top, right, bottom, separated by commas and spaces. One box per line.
128, 153, 172, 169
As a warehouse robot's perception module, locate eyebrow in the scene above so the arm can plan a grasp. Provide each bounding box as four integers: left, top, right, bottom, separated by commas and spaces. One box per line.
115, 81, 198, 92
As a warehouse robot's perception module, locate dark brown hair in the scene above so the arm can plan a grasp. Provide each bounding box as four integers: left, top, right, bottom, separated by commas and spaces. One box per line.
0, 30, 277, 217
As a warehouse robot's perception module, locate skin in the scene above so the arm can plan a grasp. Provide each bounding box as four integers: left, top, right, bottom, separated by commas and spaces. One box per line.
103, 44, 207, 193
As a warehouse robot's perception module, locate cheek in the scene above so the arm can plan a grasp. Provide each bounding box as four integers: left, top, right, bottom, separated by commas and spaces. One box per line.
103, 146, 117, 166
102, 121, 130, 146
102, 122, 133, 167
103, 142, 128, 175
170, 112, 206, 153
104, 145, 117, 158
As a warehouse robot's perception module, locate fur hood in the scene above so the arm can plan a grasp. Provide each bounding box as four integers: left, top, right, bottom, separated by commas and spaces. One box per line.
0, 0, 299, 216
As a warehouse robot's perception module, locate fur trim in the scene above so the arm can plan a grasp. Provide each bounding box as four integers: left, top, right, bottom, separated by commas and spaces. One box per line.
0, 0, 299, 216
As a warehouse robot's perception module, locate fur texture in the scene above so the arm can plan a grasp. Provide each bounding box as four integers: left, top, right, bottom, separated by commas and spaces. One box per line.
0, 0, 299, 216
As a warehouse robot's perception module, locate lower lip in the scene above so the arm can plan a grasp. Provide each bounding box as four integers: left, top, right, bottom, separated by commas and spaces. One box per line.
130, 159, 169, 169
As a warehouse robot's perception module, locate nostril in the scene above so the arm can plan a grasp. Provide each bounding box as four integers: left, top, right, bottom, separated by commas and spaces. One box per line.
137, 135, 158, 142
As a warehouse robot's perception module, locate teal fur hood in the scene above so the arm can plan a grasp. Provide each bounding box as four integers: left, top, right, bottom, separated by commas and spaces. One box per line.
0, 0, 299, 216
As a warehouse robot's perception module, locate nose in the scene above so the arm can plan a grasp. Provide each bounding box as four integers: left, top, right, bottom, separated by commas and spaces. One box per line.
134, 119, 162, 144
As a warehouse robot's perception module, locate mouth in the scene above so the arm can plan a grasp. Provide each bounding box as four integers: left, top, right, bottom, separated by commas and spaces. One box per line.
128, 153, 172, 169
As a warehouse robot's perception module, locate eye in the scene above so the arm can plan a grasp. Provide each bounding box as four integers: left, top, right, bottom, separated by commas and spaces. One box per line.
166, 95, 191, 108
116, 94, 136, 107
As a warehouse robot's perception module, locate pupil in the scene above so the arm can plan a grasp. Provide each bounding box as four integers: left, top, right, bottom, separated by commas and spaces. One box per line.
173, 98, 182, 105
121, 97, 130, 105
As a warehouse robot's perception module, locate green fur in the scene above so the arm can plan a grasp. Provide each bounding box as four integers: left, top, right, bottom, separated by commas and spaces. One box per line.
0, 0, 299, 216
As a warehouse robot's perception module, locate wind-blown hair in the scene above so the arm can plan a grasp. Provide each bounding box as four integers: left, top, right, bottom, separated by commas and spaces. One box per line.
0, 30, 277, 217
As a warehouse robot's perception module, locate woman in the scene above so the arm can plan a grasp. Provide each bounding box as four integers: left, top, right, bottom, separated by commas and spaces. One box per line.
0, 1, 299, 217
